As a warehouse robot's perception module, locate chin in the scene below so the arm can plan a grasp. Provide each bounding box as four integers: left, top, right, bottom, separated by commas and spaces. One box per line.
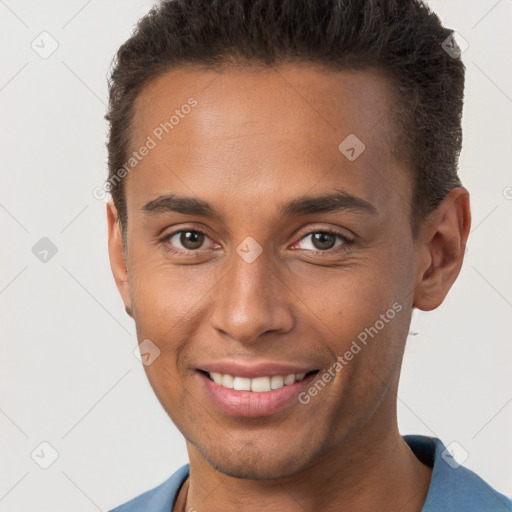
195, 439, 314, 480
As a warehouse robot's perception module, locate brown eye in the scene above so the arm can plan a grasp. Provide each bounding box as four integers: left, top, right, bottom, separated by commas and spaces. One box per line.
170, 230, 206, 250
296, 230, 349, 252
311, 232, 337, 250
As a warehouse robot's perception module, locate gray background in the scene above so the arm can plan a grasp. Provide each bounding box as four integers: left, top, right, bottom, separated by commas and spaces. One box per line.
1, 0, 511, 510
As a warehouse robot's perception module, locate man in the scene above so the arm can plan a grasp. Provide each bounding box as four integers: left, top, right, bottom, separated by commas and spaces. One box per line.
104, 0, 511, 511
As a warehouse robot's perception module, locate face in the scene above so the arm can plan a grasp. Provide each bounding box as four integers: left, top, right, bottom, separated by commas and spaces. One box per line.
108, 65, 433, 479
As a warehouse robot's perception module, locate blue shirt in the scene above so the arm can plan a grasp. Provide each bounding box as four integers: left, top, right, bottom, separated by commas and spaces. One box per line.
109, 435, 512, 512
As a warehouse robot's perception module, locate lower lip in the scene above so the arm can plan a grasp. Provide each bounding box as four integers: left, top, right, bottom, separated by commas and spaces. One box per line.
197, 371, 317, 417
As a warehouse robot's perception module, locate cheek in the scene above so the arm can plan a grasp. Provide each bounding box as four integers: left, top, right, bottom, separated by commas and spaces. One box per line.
127, 257, 214, 331
141, 361, 192, 433
299, 249, 411, 382
295, 259, 405, 330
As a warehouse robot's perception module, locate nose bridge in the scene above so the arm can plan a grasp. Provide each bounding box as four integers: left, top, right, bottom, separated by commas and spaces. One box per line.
209, 240, 293, 343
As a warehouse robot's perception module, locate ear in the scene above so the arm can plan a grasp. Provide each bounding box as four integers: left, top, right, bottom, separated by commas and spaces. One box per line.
413, 187, 471, 311
106, 201, 133, 318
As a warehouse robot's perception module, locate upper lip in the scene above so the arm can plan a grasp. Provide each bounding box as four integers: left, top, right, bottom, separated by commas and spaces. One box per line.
197, 361, 318, 379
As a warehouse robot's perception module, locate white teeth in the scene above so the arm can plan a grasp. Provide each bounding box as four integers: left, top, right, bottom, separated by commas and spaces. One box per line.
221, 374, 234, 389
270, 375, 284, 389
284, 374, 296, 385
207, 371, 310, 392
251, 376, 272, 392
233, 377, 251, 391
210, 372, 223, 385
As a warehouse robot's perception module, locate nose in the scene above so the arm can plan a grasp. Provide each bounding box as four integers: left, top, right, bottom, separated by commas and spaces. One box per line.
209, 245, 294, 344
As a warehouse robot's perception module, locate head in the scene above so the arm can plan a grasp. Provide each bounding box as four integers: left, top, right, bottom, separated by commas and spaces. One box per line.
106, 0, 470, 479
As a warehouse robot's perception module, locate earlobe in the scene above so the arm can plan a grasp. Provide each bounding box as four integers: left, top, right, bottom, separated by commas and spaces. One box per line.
413, 187, 471, 311
106, 201, 132, 315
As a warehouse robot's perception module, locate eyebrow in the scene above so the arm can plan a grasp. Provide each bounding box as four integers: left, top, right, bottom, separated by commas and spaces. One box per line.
141, 188, 378, 220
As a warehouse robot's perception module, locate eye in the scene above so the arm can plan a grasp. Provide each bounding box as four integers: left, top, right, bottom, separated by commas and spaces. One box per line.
164, 229, 215, 252
294, 229, 352, 252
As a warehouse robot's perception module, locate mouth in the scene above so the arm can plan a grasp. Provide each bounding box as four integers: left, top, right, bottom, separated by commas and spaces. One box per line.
195, 368, 320, 417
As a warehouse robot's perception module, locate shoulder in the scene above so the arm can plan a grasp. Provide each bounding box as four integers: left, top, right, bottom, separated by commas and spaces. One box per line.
404, 435, 512, 512
108, 464, 190, 512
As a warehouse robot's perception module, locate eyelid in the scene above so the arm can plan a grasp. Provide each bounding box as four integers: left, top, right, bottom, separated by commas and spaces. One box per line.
294, 222, 355, 242
297, 225, 353, 240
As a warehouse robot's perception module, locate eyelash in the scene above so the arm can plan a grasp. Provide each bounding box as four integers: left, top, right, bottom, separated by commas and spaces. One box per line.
159, 227, 354, 256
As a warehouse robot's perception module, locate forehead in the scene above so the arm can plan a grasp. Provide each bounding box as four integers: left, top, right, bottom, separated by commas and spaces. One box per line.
126, 64, 411, 221
132, 64, 396, 148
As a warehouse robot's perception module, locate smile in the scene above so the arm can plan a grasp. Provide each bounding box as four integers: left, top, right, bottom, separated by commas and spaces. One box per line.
196, 368, 320, 417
